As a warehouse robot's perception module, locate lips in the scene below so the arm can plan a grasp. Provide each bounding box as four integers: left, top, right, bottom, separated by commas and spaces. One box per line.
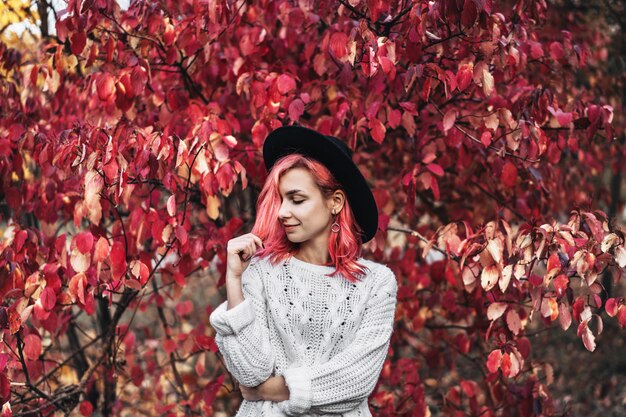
283, 224, 299, 229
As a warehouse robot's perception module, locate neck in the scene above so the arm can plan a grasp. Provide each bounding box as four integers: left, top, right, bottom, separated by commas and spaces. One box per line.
294, 238, 331, 265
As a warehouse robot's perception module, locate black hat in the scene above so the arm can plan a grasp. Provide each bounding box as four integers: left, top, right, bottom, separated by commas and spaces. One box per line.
263, 125, 379, 243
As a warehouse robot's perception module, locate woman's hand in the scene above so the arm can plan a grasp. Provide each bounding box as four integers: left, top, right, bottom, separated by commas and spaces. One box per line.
226, 233, 264, 278
240, 376, 290, 402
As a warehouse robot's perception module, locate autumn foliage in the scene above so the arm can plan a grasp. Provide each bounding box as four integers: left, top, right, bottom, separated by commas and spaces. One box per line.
0, 0, 625, 416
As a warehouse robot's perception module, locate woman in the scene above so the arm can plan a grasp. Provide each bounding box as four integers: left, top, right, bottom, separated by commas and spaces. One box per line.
209, 126, 397, 416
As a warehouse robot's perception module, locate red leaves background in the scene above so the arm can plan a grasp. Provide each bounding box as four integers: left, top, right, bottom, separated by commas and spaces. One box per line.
0, 0, 624, 415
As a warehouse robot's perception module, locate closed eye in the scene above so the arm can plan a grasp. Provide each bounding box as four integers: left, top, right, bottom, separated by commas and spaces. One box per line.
292, 199, 305, 204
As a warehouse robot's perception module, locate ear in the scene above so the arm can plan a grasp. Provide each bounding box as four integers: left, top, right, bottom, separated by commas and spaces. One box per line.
328, 189, 346, 215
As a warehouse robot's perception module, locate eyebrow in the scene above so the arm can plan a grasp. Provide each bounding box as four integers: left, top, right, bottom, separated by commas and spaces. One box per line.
284, 189, 305, 197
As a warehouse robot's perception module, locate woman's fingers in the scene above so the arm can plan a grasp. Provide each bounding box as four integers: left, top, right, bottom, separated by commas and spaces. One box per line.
251, 234, 264, 249
226, 233, 264, 274
229, 235, 263, 257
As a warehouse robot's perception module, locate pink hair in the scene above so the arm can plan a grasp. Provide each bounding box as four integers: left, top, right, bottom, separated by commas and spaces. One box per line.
252, 154, 367, 281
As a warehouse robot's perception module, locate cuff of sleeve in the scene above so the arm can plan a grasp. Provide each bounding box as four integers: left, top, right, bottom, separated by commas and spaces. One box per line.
209, 299, 255, 336
277, 367, 312, 415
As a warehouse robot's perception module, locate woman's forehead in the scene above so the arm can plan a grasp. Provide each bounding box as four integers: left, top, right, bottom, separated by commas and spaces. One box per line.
278, 167, 318, 193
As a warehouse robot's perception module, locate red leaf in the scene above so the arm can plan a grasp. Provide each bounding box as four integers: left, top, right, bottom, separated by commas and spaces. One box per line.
529, 41, 543, 59
486, 349, 502, 373
23, 334, 42, 361
55, 19, 68, 42
552, 109, 573, 127
165, 87, 187, 111
130, 365, 144, 387
251, 121, 268, 148
572, 297, 585, 322
74, 231, 94, 254
175, 300, 194, 316
176, 138, 189, 169
460, 380, 476, 397
474, 61, 494, 96
559, 303, 572, 330
368, 118, 386, 143
365, 102, 381, 120
330, 32, 348, 59
546, 252, 560, 273
480, 131, 492, 147
605, 298, 620, 317
443, 109, 456, 132
549, 42, 564, 61
541, 297, 559, 320
70, 248, 91, 273
421, 77, 432, 101
277, 74, 296, 94
388, 109, 401, 128
130, 261, 150, 285
487, 302, 507, 321
578, 321, 596, 352
553, 274, 569, 297
40, 287, 56, 311
15, 229, 28, 253
422, 153, 437, 164
529, 274, 543, 287
204, 374, 225, 406
222, 135, 238, 148
502, 352, 520, 377
110, 241, 127, 280
213, 142, 231, 167
93, 237, 110, 263
461, 0, 478, 27
167, 195, 176, 217
84, 170, 103, 224
378, 56, 396, 79
481, 265, 498, 291
288, 98, 305, 121
174, 273, 186, 287
195, 351, 206, 375
456, 63, 473, 91
426, 163, 444, 177
0, 373, 9, 404
501, 162, 517, 188
8, 308, 21, 334
96, 73, 116, 101
175, 225, 188, 245
69, 273, 88, 304
70, 31, 87, 55
506, 309, 521, 335
79, 401, 93, 417
163, 338, 177, 354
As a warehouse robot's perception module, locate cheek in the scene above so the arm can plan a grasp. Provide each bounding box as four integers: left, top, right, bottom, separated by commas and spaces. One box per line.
297, 203, 327, 225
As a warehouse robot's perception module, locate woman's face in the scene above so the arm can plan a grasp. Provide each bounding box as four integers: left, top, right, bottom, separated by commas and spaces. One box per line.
277, 167, 335, 246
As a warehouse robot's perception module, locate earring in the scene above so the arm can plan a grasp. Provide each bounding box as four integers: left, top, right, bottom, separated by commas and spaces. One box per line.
331, 210, 340, 233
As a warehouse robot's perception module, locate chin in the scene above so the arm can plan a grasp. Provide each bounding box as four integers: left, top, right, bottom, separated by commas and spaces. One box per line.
286, 236, 305, 243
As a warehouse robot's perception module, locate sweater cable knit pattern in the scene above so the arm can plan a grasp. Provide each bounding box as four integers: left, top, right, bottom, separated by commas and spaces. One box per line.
209, 255, 398, 417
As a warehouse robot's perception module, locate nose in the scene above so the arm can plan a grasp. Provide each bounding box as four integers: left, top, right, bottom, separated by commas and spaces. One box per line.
278, 200, 291, 220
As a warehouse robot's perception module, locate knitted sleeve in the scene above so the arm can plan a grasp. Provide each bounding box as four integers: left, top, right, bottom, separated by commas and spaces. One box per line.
209, 260, 275, 387
278, 266, 397, 415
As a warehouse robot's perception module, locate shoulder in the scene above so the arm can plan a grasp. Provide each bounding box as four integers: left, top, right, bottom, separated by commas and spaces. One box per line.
358, 259, 397, 290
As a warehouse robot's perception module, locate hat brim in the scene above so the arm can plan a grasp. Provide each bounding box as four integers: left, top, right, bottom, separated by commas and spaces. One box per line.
263, 126, 378, 243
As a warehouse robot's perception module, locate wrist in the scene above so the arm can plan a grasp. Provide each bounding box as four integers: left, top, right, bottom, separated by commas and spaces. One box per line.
225, 275, 244, 310
260, 376, 290, 402
226, 270, 242, 281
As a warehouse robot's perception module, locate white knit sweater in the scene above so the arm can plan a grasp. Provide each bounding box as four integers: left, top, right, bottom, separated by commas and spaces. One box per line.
209, 255, 397, 417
